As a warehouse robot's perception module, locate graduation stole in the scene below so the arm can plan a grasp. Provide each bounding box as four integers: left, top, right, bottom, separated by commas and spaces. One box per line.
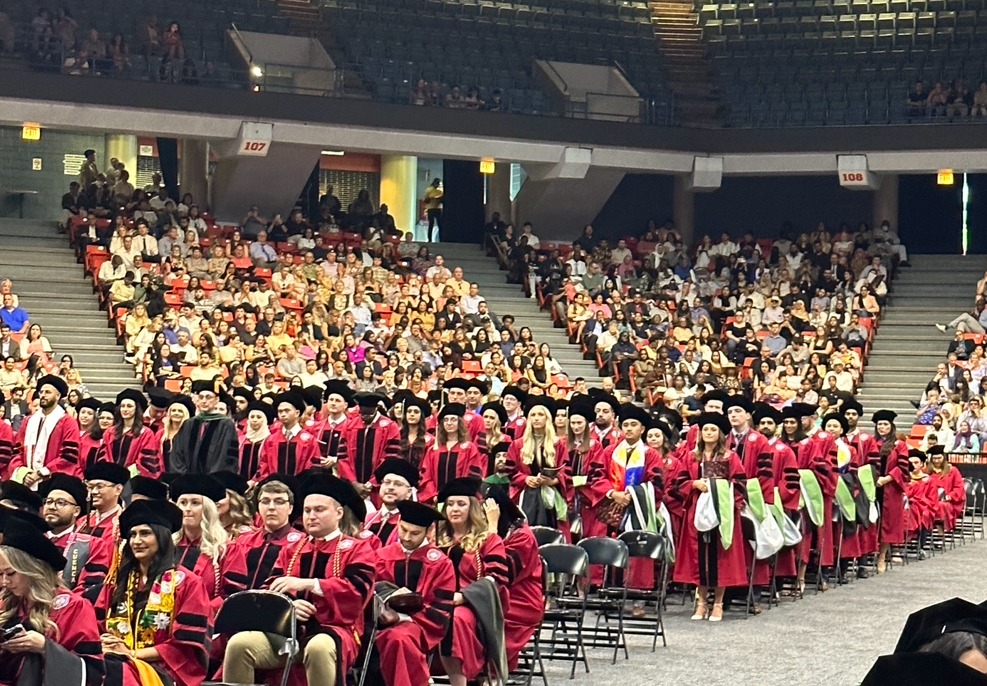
834, 476, 857, 522
608, 440, 647, 492
107, 568, 181, 650
798, 469, 825, 528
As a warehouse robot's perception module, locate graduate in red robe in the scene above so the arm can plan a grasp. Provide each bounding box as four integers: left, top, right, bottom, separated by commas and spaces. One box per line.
926, 446, 965, 533
435, 478, 510, 686
504, 396, 571, 531
904, 450, 939, 546
77, 398, 108, 473
315, 380, 357, 469
364, 458, 419, 547
872, 409, 910, 573
0, 415, 15, 480
95, 499, 212, 686
373, 500, 457, 686
564, 398, 606, 543
39, 474, 114, 594
238, 401, 274, 482
417, 404, 485, 505
78, 461, 128, 542
442, 379, 485, 440
481, 484, 544, 671
100, 389, 162, 478
751, 405, 801, 579
646, 413, 686, 538
338, 393, 402, 502
11, 375, 82, 485
820, 413, 863, 583
230, 473, 305, 590
222, 472, 376, 686
0, 520, 104, 686
257, 390, 321, 480
169, 474, 247, 608
844, 399, 880, 559
589, 392, 622, 450
671, 413, 747, 623
500, 385, 527, 441
476, 402, 513, 477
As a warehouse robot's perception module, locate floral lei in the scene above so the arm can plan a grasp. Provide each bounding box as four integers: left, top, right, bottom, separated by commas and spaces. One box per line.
106, 568, 181, 650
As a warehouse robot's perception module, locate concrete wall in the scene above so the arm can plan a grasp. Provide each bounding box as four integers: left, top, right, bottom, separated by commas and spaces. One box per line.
0, 126, 106, 221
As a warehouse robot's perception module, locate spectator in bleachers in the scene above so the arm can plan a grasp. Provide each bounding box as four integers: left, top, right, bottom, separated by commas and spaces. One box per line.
0, 294, 29, 335
906, 81, 928, 119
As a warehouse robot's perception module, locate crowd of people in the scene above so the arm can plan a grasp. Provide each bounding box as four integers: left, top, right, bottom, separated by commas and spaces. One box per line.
906, 79, 987, 122
489, 216, 904, 415
409, 80, 506, 112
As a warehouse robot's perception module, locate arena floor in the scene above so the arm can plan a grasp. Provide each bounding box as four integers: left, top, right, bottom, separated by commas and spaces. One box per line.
541, 541, 987, 686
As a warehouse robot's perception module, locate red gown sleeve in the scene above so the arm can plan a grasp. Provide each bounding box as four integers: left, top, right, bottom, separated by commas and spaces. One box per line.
0, 422, 13, 480
417, 448, 439, 505
51, 592, 104, 686
479, 534, 511, 610
132, 428, 163, 477
642, 447, 666, 505
155, 570, 212, 686
313, 540, 377, 630
585, 444, 615, 507
76, 535, 113, 593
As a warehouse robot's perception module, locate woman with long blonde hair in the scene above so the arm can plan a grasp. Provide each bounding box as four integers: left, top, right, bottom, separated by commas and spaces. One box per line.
0, 523, 103, 683
170, 475, 240, 601
436, 478, 510, 686
212, 472, 255, 541
158, 396, 192, 473
417, 403, 485, 504
504, 397, 570, 530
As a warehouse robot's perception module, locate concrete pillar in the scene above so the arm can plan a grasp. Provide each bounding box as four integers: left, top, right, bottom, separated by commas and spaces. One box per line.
673, 175, 695, 245
484, 164, 513, 225
105, 134, 137, 184
380, 155, 419, 236
873, 173, 899, 229
179, 139, 210, 211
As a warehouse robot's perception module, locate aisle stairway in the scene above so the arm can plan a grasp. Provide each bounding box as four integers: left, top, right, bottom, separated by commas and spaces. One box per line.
856, 254, 987, 424
435, 243, 602, 384
0, 220, 137, 400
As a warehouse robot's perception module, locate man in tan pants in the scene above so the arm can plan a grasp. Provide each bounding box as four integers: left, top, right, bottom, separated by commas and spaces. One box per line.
222, 473, 377, 686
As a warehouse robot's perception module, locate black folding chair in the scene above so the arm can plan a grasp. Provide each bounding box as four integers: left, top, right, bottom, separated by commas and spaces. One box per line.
539, 543, 590, 679
531, 525, 565, 547
614, 531, 668, 650
208, 590, 298, 686
574, 537, 629, 664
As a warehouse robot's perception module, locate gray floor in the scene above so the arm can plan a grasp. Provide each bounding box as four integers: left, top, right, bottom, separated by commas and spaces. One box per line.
541, 541, 987, 686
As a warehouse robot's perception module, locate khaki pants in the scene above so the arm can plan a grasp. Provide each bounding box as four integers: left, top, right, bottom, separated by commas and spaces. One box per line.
223, 631, 338, 686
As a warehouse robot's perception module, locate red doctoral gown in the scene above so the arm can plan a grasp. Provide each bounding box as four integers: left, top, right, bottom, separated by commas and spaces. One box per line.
11, 413, 82, 480
501, 525, 544, 671
417, 441, 486, 505
337, 415, 402, 485
256, 425, 321, 480
100, 425, 163, 477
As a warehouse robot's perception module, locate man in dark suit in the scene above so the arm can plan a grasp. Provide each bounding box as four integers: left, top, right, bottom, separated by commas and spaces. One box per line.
3, 386, 30, 432
0, 324, 22, 362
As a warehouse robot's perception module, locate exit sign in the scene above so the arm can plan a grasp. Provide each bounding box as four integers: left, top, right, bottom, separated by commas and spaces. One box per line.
21, 124, 41, 141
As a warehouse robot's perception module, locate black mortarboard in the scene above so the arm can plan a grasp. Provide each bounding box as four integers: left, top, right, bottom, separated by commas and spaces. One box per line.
928, 445, 946, 456
465, 378, 489, 394
524, 396, 555, 417
77, 397, 102, 413
0, 482, 41, 512
822, 412, 848, 434
439, 402, 466, 419
169, 474, 227, 503
323, 380, 356, 406
355, 392, 389, 411
589, 390, 620, 414
256, 473, 302, 520
212, 471, 249, 496
39, 475, 89, 515
247, 400, 275, 424
893, 598, 987, 654
35, 374, 68, 397
480, 482, 524, 530
301, 472, 366, 521
724, 395, 754, 413
618, 402, 650, 426
231, 387, 253, 403
695, 413, 730, 434
908, 448, 927, 461
0, 522, 65, 572
191, 379, 222, 395
437, 477, 482, 503
374, 458, 420, 488
116, 388, 147, 413
130, 475, 169, 500
752, 402, 783, 425
501, 385, 528, 403
85, 462, 130, 485
120, 499, 183, 534
842, 398, 864, 416
873, 409, 898, 424
274, 390, 306, 413
301, 386, 323, 411
701, 389, 730, 407
396, 500, 443, 528
862, 653, 987, 686
147, 387, 173, 410
170, 395, 196, 416
443, 378, 469, 392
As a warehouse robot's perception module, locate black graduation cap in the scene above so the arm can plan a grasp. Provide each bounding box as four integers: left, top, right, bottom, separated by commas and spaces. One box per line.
443, 378, 469, 392
0, 481, 42, 512
395, 501, 443, 528
842, 398, 865, 416
85, 462, 130, 486
465, 378, 488, 394
130, 475, 169, 501
589, 390, 619, 414
862, 652, 987, 686
791, 402, 819, 418
489, 441, 511, 457
273, 390, 306, 413
374, 458, 420, 488
909, 448, 927, 461
567, 396, 596, 422
752, 402, 783, 426
301, 386, 323, 411
212, 471, 250, 497
1, 521, 65, 572
500, 385, 528, 403
300, 471, 366, 521
77, 397, 102, 413
617, 402, 650, 426
554, 398, 570, 415
524, 395, 555, 418
822, 412, 849, 434
701, 388, 730, 407
120, 499, 183, 534
97, 402, 117, 417
480, 482, 525, 531
648, 417, 675, 443
355, 392, 389, 411
247, 400, 275, 425
116, 388, 147, 413
39, 475, 89, 516
872, 409, 898, 424
438, 402, 466, 419
255, 473, 302, 521
324, 380, 356, 406
723, 395, 754, 414
653, 407, 683, 434
695, 413, 730, 435
191, 379, 222, 395
427, 390, 443, 405
170, 394, 197, 416
437, 477, 482, 503
928, 445, 946, 456
147, 387, 174, 410
35, 374, 68, 398
480, 401, 507, 425
231, 387, 254, 403
0, 504, 49, 533
893, 598, 987, 654
169, 474, 227, 503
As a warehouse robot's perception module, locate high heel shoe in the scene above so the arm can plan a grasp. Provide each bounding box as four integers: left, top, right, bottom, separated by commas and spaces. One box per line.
708, 602, 724, 622
691, 596, 709, 621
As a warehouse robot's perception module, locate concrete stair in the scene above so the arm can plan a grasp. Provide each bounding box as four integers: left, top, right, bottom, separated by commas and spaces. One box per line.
432, 243, 602, 384
0, 220, 138, 400
856, 254, 987, 427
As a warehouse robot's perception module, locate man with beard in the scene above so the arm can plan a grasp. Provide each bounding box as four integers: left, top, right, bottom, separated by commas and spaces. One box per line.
40, 473, 113, 592
590, 391, 621, 449
364, 458, 418, 547
11, 375, 81, 485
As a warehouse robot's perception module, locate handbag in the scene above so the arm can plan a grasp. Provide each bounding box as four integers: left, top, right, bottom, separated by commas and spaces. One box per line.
596, 498, 628, 528
694, 490, 720, 532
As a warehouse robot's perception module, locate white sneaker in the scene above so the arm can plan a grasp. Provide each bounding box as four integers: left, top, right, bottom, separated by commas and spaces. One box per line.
935, 324, 947, 333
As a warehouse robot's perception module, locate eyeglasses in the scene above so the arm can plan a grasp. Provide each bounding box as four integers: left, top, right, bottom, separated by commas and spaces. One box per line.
43, 498, 77, 509
258, 497, 290, 507
380, 478, 410, 488
87, 482, 114, 491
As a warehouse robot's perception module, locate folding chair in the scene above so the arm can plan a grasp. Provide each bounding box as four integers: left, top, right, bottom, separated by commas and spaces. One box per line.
531, 525, 564, 547
538, 544, 590, 679
208, 590, 298, 686
614, 531, 668, 650
574, 537, 629, 664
